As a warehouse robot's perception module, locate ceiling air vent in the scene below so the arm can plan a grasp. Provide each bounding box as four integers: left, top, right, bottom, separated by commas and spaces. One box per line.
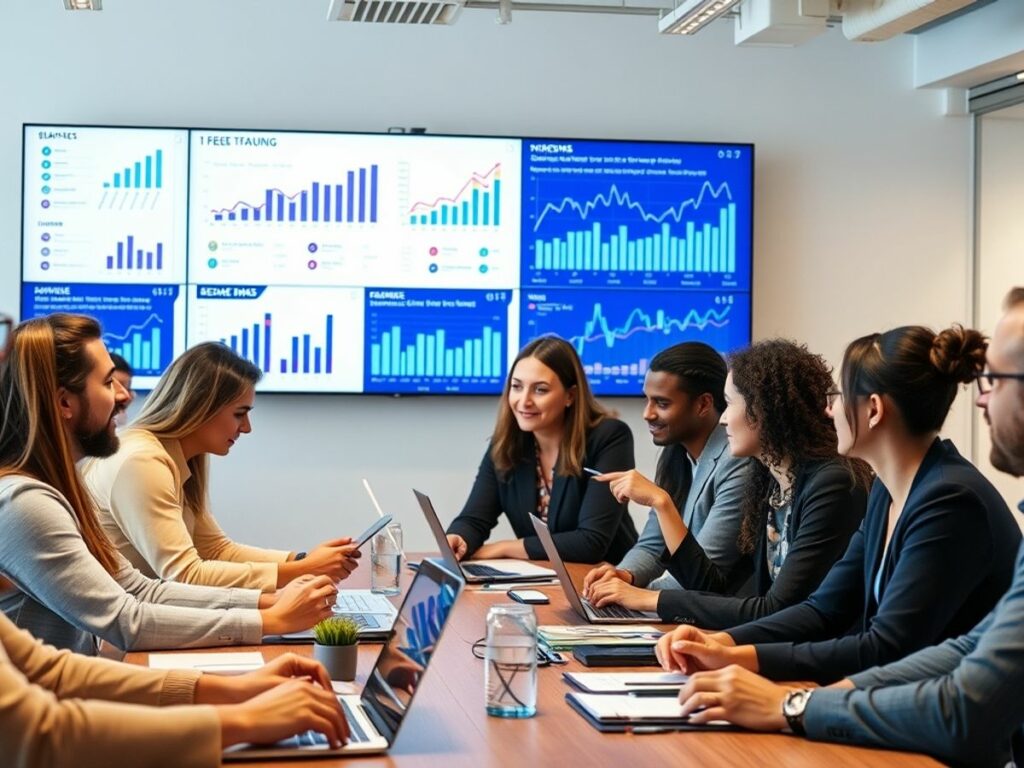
327, 0, 465, 24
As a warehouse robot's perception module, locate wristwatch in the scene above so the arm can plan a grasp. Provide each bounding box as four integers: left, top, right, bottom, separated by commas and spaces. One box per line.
782, 689, 813, 736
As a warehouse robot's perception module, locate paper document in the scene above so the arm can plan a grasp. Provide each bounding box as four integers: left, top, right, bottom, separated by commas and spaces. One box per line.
148, 651, 264, 674
571, 692, 690, 720
564, 671, 688, 693
539, 624, 662, 649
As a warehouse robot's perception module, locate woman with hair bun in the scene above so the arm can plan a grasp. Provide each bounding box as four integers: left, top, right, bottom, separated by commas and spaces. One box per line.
657, 325, 1022, 694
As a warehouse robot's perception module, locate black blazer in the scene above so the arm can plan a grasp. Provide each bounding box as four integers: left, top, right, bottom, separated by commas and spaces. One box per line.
657, 459, 866, 628
730, 439, 1022, 685
447, 418, 638, 564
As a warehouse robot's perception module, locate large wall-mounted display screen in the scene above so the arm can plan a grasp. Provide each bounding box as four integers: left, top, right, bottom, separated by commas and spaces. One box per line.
22, 125, 752, 394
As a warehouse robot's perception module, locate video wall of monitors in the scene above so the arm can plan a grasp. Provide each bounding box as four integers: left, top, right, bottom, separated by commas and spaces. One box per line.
22, 125, 752, 394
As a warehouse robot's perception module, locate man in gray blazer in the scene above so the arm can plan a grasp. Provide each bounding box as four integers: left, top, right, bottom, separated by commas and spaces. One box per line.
670, 288, 1024, 768
583, 342, 753, 604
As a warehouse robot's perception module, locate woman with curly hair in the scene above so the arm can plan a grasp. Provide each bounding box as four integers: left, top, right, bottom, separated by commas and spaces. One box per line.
657, 325, 1021, 693
591, 338, 870, 627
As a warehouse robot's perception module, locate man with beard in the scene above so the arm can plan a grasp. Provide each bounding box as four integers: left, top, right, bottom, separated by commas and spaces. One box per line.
665, 288, 1024, 768
0, 313, 337, 655
583, 342, 754, 608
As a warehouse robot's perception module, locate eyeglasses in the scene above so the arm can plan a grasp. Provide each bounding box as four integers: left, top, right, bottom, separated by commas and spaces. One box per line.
975, 370, 1024, 395
825, 389, 843, 409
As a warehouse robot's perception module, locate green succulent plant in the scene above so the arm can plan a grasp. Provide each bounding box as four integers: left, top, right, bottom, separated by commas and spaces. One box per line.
312, 617, 360, 646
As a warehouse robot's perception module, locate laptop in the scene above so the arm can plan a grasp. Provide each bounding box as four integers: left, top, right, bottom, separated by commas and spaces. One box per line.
529, 514, 658, 624
413, 489, 556, 584
225, 558, 464, 759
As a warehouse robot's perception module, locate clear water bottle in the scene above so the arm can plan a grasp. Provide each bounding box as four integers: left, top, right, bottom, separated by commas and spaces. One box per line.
484, 603, 537, 718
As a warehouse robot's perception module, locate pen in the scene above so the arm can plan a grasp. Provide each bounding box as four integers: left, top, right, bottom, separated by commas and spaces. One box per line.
625, 726, 676, 735
478, 580, 557, 590
583, 467, 602, 476
627, 689, 682, 697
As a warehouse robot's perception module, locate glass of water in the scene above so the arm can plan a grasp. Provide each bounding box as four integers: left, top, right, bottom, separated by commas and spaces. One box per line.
484, 603, 537, 718
370, 522, 402, 595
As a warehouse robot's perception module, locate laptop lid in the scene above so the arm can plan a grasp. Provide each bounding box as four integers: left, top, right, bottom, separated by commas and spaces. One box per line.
358, 557, 464, 745
528, 513, 591, 621
412, 489, 465, 576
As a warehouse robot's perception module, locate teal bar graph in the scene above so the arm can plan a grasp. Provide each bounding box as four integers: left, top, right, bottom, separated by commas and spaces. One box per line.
532, 202, 738, 275
408, 165, 502, 228
104, 149, 164, 190
371, 325, 502, 378
119, 326, 161, 371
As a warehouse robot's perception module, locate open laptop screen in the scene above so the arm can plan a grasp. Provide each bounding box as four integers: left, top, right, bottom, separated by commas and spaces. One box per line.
360, 558, 462, 742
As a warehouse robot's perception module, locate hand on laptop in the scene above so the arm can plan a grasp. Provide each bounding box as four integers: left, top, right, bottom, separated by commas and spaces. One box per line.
194, 652, 336, 704
585, 577, 658, 613
260, 575, 338, 636
582, 563, 634, 597
277, 539, 361, 586
446, 534, 468, 561
217, 677, 350, 750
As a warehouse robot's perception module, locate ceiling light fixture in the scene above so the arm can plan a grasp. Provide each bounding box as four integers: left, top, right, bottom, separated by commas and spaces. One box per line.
63, 0, 102, 9
658, 0, 740, 34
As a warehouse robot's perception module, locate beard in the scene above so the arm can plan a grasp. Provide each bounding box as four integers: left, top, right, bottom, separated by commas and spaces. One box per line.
74, 399, 122, 459
988, 397, 1024, 477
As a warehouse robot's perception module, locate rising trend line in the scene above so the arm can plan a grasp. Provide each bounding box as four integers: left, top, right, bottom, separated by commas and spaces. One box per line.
102, 313, 163, 343
408, 162, 501, 215
533, 180, 732, 232
569, 303, 732, 352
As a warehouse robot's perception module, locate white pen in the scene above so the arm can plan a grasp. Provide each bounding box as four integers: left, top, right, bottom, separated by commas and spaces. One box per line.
583, 467, 602, 476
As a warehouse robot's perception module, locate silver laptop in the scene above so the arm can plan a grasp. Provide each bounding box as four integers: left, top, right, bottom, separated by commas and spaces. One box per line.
225, 558, 464, 759
529, 514, 658, 624
413, 489, 556, 584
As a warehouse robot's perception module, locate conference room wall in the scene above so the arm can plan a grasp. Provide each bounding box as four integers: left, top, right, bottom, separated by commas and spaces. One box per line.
0, 1, 975, 551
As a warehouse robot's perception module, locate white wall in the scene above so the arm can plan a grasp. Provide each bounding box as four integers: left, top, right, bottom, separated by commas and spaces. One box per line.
975, 109, 1024, 510
1, 0, 978, 552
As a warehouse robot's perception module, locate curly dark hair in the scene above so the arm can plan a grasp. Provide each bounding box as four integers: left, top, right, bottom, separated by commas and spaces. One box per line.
730, 339, 871, 554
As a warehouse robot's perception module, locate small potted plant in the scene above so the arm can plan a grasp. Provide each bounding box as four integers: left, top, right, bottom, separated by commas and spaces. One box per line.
312, 617, 360, 681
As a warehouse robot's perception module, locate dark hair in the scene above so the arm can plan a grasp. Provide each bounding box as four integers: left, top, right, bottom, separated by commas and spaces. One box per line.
730, 339, 871, 554
649, 341, 728, 413
0, 314, 120, 574
109, 352, 133, 376
840, 325, 986, 440
490, 335, 606, 477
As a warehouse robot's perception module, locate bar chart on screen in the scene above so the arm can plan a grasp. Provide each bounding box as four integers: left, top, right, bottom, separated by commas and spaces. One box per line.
186, 284, 363, 392
20, 282, 184, 387
364, 288, 514, 394
522, 139, 751, 291
521, 288, 749, 395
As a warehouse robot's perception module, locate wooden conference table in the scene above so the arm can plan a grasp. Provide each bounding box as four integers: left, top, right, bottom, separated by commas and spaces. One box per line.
126, 556, 941, 767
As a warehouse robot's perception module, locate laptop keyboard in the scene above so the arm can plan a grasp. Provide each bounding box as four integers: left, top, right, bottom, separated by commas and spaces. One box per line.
280, 699, 371, 747
586, 600, 648, 620
334, 593, 394, 629
463, 563, 516, 577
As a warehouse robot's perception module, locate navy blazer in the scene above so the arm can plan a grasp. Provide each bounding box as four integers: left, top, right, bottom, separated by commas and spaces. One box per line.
447, 418, 638, 564
730, 439, 1022, 685
657, 459, 866, 628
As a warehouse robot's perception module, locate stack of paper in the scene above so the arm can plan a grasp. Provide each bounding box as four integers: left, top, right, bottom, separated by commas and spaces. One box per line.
538, 625, 662, 650
148, 652, 265, 674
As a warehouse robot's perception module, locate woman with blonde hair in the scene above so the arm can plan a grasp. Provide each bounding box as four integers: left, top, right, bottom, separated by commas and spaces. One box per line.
83, 342, 360, 592
446, 335, 638, 564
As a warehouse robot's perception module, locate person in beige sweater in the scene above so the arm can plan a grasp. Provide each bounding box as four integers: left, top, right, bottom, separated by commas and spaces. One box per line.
0, 611, 349, 768
83, 342, 361, 592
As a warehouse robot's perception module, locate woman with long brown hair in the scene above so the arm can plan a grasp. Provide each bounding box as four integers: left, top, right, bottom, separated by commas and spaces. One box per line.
445, 335, 638, 564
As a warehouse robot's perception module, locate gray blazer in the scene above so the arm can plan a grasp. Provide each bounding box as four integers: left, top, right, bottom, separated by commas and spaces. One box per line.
616, 425, 752, 589
805, 511, 1024, 768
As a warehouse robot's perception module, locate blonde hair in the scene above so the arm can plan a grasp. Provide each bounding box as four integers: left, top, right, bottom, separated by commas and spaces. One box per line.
131, 342, 261, 516
490, 336, 606, 477
0, 314, 120, 574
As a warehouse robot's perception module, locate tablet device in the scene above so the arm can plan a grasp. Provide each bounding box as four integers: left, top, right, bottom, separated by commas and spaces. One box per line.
355, 514, 394, 548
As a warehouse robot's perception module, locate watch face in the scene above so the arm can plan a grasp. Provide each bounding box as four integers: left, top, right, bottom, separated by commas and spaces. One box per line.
784, 690, 809, 716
